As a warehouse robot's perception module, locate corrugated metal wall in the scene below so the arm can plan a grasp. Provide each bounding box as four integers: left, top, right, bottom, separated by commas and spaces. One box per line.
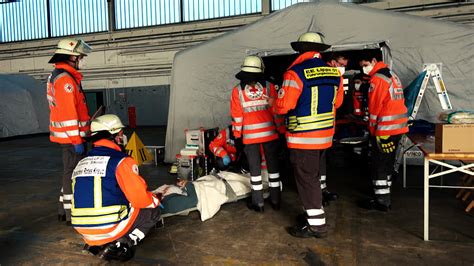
0, 0, 306, 42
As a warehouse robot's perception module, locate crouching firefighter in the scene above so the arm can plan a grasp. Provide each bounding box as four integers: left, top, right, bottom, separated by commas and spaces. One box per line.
231, 55, 284, 212
71, 114, 161, 262
209, 125, 247, 172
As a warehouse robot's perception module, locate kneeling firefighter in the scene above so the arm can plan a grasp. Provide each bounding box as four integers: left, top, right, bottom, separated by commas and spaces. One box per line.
71, 114, 161, 262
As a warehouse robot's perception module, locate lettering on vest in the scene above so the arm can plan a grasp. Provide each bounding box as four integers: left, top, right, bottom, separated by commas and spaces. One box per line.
73, 156, 110, 177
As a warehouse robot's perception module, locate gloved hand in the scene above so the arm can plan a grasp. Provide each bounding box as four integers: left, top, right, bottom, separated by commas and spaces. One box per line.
222, 155, 231, 166
376, 135, 396, 153
74, 143, 85, 155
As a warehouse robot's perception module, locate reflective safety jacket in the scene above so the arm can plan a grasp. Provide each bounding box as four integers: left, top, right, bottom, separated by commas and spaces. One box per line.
274, 52, 344, 150
230, 81, 281, 145
367, 62, 408, 136
46, 62, 90, 145
71, 139, 160, 246
209, 126, 239, 161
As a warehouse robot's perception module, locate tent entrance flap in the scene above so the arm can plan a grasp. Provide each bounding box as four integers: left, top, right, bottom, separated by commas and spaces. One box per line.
259, 41, 390, 85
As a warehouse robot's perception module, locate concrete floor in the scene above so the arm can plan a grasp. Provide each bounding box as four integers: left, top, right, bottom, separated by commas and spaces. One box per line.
0, 127, 473, 265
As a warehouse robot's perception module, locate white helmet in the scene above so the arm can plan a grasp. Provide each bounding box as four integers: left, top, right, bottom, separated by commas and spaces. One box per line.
291, 32, 331, 52
54, 38, 92, 56
240, 55, 264, 73
90, 114, 125, 135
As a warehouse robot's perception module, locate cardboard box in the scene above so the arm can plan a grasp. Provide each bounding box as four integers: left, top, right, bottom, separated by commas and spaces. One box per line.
435, 124, 474, 153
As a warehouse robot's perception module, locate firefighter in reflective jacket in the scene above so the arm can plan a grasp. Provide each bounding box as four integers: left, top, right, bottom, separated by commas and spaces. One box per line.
47, 38, 92, 224
230, 55, 283, 212
358, 52, 408, 212
274, 32, 344, 238
72, 114, 161, 262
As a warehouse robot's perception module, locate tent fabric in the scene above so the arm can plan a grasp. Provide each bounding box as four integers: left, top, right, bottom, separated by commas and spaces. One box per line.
0, 74, 49, 138
165, 1, 474, 162
404, 71, 427, 119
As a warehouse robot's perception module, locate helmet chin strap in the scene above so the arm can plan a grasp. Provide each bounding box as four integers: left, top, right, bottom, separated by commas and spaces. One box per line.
67, 56, 80, 69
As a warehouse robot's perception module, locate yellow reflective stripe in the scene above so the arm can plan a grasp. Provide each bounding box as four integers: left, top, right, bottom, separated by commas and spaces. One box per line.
73, 205, 126, 216
304, 67, 340, 79
72, 208, 129, 225
94, 176, 102, 208
289, 113, 333, 123
311, 86, 318, 116
291, 120, 334, 131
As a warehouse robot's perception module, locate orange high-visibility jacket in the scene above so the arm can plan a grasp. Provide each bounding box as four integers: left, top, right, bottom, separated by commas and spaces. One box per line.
73, 139, 160, 246
367, 62, 408, 136
46, 62, 90, 145
274, 52, 344, 150
230, 81, 280, 145
209, 127, 238, 161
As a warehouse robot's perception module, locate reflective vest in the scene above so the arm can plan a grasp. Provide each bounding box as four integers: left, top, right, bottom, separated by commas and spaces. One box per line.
47, 63, 90, 145
286, 58, 341, 133
367, 62, 409, 136
71, 146, 129, 227
230, 81, 279, 145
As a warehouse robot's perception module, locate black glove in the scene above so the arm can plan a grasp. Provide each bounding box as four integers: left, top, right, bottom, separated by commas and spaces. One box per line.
376, 135, 396, 153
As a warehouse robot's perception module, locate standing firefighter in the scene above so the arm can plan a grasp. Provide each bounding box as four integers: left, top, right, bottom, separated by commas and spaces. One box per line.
231, 55, 283, 212
72, 114, 161, 261
46, 38, 92, 224
358, 52, 408, 212
274, 32, 344, 238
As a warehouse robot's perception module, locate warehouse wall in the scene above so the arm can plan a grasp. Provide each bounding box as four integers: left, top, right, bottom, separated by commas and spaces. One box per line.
0, 0, 471, 126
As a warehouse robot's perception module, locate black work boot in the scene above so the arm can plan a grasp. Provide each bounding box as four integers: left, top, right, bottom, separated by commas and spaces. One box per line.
246, 200, 264, 213
83, 244, 104, 256
322, 190, 339, 207
99, 241, 134, 262
357, 198, 391, 212
287, 224, 328, 238
269, 187, 281, 211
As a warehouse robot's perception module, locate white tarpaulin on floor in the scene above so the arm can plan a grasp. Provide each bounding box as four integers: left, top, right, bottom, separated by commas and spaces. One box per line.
0, 74, 48, 138
165, 1, 474, 162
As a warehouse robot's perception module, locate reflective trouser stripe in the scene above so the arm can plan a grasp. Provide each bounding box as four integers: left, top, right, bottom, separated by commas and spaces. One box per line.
306, 209, 324, 216
251, 176, 263, 191
320, 174, 327, 189
308, 218, 326, 226
373, 180, 387, 186
268, 172, 280, 188
306, 209, 326, 226
129, 228, 145, 246
375, 188, 390, 195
